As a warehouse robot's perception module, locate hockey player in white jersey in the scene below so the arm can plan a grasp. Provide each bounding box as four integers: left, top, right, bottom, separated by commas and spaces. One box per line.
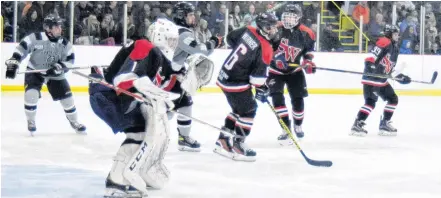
169, 2, 224, 152
88, 19, 214, 197
4, 14, 86, 135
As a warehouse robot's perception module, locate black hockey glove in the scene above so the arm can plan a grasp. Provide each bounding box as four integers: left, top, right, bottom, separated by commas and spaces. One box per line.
395, 74, 411, 84
5, 59, 19, 79
255, 85, 269, 103
46, 63, 65, 77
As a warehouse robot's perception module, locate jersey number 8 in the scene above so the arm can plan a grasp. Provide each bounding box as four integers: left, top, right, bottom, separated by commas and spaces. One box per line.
224, 44, 247, 70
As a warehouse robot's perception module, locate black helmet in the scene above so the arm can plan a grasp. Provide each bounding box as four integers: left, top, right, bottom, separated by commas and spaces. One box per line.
173, 2, 195, 28
383, 24, 399, 40
281, 4, 302, 29
256, 12, 279, 40
43, 14, 63, 29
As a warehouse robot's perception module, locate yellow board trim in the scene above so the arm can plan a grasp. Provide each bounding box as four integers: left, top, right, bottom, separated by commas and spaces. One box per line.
2, 85, 441, 96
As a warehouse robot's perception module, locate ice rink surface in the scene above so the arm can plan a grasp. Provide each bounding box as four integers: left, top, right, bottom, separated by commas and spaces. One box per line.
1, 92, 441, 198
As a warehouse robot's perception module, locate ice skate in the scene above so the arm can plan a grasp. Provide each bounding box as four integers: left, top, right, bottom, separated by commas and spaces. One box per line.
104, 176, 147, 198
277, 131, 293, 146
178, 134, 201, 152
27, 120, 36, 136
214, 132, 234, 159
69, 121, 87, 135
231, 138, 256, 162
293, 125, 304, 138
350, 119, 368, 137
378, 118, 397, 136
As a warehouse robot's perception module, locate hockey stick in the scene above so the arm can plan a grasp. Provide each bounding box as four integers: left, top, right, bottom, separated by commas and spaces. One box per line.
266, 102, 333, 167
72, 70, 233, 135
315, 67, 438, 85
18, 65, 109, 74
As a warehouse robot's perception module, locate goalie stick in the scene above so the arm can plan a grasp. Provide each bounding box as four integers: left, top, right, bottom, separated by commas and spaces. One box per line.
72, 70, 235, 135
18, 65, 109, 74
266, 102, 333, 167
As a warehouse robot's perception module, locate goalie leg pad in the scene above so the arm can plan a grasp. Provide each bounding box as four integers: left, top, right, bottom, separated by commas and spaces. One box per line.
139, 101, 171, 189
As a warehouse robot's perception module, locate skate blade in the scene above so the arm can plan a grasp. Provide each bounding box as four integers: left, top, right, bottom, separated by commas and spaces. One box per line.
213, 146, 234, 159
378, 130, 397, 136
349, 130, 367, 137
29, 131, 35, 137
232, 153, 256, 162
103, 188, 146, 198
75, 130, 87, 135
278, 138, 294, 146
178, 145, 201, 152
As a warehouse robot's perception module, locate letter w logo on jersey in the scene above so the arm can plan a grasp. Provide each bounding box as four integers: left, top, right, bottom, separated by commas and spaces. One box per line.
276, 38, 302, 69
380, 54, 394, 73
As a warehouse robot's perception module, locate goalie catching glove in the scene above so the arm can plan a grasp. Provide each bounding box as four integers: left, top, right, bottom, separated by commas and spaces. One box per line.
178, 53, 215, 96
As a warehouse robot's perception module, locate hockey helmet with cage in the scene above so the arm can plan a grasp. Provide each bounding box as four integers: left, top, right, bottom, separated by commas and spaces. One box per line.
146, 18, 179, 61
43, 14, 63, 39
383, 24, 400, 41
255, 12, 279, 40
281, 4, 302, 29
172, 2, 196, 28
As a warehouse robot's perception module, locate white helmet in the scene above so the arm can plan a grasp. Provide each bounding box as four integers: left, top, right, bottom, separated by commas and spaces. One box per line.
146, 18, 179, 61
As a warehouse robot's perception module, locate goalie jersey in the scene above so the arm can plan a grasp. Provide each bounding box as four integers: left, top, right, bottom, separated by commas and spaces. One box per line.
112, 39, 179, 94
363, 37, 399, 87
216, 26, 273, 92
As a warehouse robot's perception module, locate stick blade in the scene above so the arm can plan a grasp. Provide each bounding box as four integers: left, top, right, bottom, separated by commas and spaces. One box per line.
300, 150, 333, 167
431, 71, 438, 84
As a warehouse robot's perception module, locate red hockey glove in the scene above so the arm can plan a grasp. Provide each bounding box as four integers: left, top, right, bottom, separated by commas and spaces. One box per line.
302, 59, 316, 74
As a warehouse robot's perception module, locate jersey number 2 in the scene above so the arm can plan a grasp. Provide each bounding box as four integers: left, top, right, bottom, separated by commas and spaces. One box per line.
224, 44, 247, 70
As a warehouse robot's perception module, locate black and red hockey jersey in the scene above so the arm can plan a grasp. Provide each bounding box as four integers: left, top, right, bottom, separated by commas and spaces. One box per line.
112, 39, 180, 93
216, 26, 273, 92
269, 24, 316, 75
362, 37, 399, 87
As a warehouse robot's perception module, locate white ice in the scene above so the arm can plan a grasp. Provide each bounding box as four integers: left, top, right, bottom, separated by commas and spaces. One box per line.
2, 92, 441, 198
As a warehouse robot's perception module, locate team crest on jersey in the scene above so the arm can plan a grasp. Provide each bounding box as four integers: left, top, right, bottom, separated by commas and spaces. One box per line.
380, 54, 394, 73
275, 38, 302, 69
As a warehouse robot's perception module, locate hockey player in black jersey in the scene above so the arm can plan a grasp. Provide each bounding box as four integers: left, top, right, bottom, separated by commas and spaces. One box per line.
267, 4, 317, 144
88, 19, 214, 197
350, 24, 411, 137
214, 12, 278, 162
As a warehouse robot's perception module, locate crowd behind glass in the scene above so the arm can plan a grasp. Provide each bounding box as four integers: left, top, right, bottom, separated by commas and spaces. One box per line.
1, 1, 440, 55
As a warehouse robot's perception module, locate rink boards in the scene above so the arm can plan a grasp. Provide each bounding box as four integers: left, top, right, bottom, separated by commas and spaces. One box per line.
1, 43, 440, 96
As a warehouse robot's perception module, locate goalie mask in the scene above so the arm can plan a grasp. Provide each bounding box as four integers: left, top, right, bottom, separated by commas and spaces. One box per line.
281, 4, 302, 29
179, 54, 214, 96
147, 18, 179, 61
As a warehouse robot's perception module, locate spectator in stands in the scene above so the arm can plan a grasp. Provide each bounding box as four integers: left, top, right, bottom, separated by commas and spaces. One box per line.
213, 4, 227, 37
399, 40, 413, 54
229, 4, 243, 30
93, 2, 105, 22
163, 4, 173, 20
425, 26, 438, 51
401, 26, 418, 54
435, 31, 441, 46
430, 43, 441, 55
100, 13, 116, 45
74, 2, 93, 22
352, 1, 370, 26
400, 15, 417, 33
19, 9, 43, 40
321, 23, 343, 52
104, 1, 120, 22
367, 13, 385, 41
114, 14, 135, 45
303, 1, 320, 27
370, 2, 389, 24
244, 4, 257, 23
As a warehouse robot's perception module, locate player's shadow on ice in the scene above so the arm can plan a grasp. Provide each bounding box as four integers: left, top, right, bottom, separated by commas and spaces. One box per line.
1, 165, 105, 198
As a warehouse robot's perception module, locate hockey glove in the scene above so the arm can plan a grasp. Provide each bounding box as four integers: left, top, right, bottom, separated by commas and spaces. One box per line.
395, 74, 411, 84
46, 63, 65, 77
5, 59, 19, 79
302, 59, 316, 74
255, 85, 269, 103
